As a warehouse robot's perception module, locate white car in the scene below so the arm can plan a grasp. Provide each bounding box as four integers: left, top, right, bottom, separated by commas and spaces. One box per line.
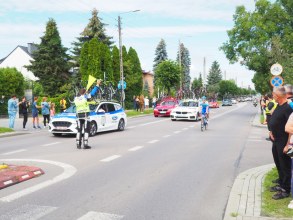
170, 99, 201, 121
231, 99, 237, 104
49, 101, 127, 136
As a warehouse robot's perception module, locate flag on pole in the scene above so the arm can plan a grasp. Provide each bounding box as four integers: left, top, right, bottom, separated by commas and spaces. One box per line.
86, 75, 97, 91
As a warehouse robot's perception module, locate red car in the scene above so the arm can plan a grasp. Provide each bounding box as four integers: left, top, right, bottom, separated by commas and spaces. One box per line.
209, 101, 219, 108
154, 98, 178, 117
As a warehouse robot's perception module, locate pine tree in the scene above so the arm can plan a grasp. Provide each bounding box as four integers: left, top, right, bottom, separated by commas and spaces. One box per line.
111, 46, 120, 86
207, 61, 222, 85
71, 8, 113, 66
26, 18, 70, 96
153, 39, 168, 71
177, 43, 191, 91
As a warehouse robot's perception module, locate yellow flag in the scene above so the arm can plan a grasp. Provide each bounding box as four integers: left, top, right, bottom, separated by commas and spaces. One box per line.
86, 75, 97, 91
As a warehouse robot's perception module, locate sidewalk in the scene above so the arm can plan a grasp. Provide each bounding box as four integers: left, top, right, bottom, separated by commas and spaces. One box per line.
223, 111, 291, 220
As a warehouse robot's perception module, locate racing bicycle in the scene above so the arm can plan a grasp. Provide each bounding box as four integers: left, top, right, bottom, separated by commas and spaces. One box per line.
201, 114, 208, 131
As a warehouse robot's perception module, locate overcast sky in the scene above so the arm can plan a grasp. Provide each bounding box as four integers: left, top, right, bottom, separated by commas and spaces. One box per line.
0, 0, 257, 88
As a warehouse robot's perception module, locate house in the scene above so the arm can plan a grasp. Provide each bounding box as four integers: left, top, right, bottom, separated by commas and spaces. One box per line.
142, 70, 154, 97
0, 43, 38, 81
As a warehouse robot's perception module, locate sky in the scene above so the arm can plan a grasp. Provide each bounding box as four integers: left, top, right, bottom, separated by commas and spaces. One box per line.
0, 0, 257, 88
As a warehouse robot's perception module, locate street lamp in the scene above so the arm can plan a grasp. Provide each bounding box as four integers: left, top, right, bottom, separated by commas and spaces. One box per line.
118, 9, 140, 109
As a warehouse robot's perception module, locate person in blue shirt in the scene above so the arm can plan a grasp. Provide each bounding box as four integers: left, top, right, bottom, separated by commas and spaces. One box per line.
285, 84, 293, 110
7, 95, 18, 129
41, 97, 50, 128
200, 96, 209, 123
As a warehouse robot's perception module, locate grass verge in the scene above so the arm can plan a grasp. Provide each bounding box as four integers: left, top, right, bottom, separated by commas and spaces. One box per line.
0, 127, 14, 133
262, 167, 293, 218
126, 109, 153, 117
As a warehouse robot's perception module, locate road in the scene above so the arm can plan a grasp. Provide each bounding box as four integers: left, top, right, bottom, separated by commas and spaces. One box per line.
0, 102, 273, 220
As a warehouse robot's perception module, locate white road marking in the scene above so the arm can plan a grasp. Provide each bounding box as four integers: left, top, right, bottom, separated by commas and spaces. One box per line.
148, 140, 159, 144
77, 211, 123, 220
163, 135, 171, 138
174, 131, 181, 134
0, 204, 57, 220
41, 142, 61, 147
100, 155, 121, 162
1, 149, 27, 155
127, 126, 137, 129
0, 159, 77, 202
128, 146, 144, 151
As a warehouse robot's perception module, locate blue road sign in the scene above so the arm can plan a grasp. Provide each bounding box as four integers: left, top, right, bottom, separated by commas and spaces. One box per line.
270, 75, 284, 87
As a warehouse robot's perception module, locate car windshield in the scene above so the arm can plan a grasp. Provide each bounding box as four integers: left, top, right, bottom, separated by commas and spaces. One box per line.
64, 104, 98, 113
160, 101, 175, 106
180, 101, 198, 107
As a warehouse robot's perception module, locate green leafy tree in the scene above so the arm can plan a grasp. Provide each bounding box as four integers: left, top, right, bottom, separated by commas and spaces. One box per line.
153, 39, 168, 70
71, 8, 113, 66
111, 46, 120, 85
177, 43, 191, 91
125, 47, 143, 108
155, 60, 180, 95
26, 18, 70, 96
207, 61, 222, 85
219, 80, 238, 99
221, 0, 293, 93
191, 77, 202, 97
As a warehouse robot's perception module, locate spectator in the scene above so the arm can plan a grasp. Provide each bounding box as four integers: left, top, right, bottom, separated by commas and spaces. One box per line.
285, 112, 293, 208
50, 103, 55, 119
41, 97, 50, 128
32, 97, 41, 129
269, 86, 293, 200
135, 96, 140, 112
7, 95, 18, 129
144, 96, 149, 109
285, 84, 293, 109
133, 95, 136, 110
152, 96, 157, 108
60, 97, 67, 112
261, 95, 268, 124
19, 96, 30, 130
139, 94, 144, 113
265, 94, 277, 141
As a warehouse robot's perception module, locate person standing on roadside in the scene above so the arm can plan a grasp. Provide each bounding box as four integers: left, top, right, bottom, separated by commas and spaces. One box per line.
285, 112, 293, 209
32, 97, 41, 129
152, 96, 157, 108
285, 84, 293, 109
269, 86, 293, 200
50, 103, 55, 119
60, 97, 67, 113
41, 97, 50, 128
7, 95, 18, 129
265, 94, 277, 141
19, 96, 30, 130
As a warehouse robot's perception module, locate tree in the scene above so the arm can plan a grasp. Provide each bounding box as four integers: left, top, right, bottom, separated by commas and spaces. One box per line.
219, 80, 238, 99
191, 77, 202, 98
71, 8, 113, 66
221, 0, 293, 93
207, 61, 222, 85
155, 60, 180, 95
26, 18, 70, 96
111, 46, 120, 85
153, 39, 168, 70
177, 43, 191, 91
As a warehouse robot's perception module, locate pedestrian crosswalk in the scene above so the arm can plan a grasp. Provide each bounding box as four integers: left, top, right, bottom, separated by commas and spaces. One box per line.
0, 204, 124, 220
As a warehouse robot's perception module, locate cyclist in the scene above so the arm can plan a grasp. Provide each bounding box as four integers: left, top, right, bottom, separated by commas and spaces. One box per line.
200, 96, 209, 125
74, 79, 101, 149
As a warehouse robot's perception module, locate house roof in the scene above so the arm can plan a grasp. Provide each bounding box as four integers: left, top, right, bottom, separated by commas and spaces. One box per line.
142, 70, 154, 76
0, 44, 36, 64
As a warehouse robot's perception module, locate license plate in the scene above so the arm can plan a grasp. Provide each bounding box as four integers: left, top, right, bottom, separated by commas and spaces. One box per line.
160, 111, 166, 114
56, 126, 67, 130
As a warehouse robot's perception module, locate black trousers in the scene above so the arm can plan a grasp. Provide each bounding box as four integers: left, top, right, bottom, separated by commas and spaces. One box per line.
23, 113, 28, 128
272, 139, 292, 193
43, 114, 50, 126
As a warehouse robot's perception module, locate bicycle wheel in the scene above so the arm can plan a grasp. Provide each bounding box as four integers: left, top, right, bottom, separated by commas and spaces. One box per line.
201, 120, 204, 132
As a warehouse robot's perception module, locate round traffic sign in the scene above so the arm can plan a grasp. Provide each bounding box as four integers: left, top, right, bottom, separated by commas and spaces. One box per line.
270, 63, 283, 76
270, 75, 284, 87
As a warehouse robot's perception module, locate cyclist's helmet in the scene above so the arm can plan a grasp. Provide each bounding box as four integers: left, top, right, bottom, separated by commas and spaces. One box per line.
202, 96, 206, 100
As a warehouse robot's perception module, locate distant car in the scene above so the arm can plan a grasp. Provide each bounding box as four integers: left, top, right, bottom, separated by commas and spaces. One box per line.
222, 99, 232, 106
231, 99, 237, 104
49, 101, 127, 136
170, 99, 200, 121
209, 101, 219, 108
154, 98, 178, 117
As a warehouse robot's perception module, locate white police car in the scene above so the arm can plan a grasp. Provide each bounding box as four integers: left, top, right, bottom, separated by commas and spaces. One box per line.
49, 101, 127, 136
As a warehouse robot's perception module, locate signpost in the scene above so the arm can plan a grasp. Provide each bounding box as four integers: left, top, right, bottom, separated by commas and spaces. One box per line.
270, 75, 284, 87
270, 63, 283, 76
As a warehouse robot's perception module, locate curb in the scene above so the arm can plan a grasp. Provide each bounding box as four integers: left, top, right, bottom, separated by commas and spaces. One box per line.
0, 131, 30, 138
0, 164, 44, 189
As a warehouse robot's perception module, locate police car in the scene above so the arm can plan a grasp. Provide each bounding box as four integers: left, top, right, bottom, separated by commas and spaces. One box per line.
49, 101, 127, 136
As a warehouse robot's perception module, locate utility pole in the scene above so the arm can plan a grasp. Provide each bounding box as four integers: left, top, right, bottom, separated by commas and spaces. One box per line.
118, 15, 124, 109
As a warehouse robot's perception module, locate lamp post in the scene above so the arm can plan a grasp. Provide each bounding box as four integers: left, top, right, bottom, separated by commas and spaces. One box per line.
118, 10, 140, 109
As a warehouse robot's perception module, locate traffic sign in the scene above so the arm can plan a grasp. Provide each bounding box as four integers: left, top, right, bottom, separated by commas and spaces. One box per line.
270, 63, 283, 75
270, 75, 284, 87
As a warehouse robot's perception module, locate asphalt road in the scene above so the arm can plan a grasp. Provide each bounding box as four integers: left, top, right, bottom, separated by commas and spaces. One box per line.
0, 103, 273, 220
